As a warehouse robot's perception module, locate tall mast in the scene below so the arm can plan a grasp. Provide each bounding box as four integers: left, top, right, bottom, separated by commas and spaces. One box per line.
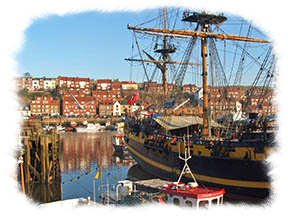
127, 11, 270, 125
163, 8, 168, 99
201, 23, 209, 136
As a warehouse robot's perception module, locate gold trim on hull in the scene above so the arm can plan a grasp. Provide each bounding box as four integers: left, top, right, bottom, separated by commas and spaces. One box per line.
127, 143, 271, 189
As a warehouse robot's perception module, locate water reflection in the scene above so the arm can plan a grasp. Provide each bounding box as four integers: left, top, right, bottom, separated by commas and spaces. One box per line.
25, 182, 62, 204
60, 131, 136, 201
61, 132, 116, 172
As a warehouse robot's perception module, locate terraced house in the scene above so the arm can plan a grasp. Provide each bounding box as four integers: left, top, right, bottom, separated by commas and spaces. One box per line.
30, 96, 60, 116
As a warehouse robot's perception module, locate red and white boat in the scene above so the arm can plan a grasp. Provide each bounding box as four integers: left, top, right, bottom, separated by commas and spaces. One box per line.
161, 182, 225, 208
161, 140, 225, 208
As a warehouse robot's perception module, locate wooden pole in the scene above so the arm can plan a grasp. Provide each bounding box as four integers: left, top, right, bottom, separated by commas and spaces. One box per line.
201, 24, 209, 137
127, 26, 270, 43
40, 136, 46, 183
19, 155, 25, 195
163, 8, 168, 98
24, 137, 31, 183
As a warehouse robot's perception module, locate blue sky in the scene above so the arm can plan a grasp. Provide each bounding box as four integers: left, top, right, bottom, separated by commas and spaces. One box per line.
16, 9, 271, 86
17, 11, 139, 80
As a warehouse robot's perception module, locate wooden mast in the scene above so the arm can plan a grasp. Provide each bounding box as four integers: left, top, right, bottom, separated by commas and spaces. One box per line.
127, 26, 270, 44
163, 8, 168, 98
128, 11, 270, 137
201, 23, 209, 136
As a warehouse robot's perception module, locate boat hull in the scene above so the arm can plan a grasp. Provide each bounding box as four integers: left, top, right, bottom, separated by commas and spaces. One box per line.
113, 144, 128, 153
127, 134, 271, 199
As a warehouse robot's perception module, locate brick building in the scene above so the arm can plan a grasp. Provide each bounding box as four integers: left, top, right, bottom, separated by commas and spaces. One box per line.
95, 79, 112, 91
183, 84, 198, 94
58, 76, 90, 95
30, 96, 60, 116
16, 77, 33, 90
62, 96, 96, 117
16, 77, 56, 91
98, 99, 114, 117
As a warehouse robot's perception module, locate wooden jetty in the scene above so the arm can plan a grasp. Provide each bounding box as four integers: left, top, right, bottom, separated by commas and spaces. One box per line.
20, 122, 61, 184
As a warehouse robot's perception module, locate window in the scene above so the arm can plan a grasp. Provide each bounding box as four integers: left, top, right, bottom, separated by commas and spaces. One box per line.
185, 200, 192, 207
199, 200, 209, 208
173, 198, 180, 206
212, 198, 218, 206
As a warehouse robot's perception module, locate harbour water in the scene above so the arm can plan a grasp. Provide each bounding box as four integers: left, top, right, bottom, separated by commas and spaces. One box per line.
25, 131, 136, 204
61, 131, 136, 202
24, 131, 267, 206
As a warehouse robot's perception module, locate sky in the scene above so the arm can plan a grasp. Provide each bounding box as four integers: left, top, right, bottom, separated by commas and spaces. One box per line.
16, 8, 272, 86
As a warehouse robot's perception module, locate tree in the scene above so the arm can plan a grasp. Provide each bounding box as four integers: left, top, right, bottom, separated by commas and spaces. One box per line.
23, 72, 31, 77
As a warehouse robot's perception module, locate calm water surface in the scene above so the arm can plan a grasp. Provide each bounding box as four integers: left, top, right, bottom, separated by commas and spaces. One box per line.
25, 131, 264, 205
60, 131, 135, 202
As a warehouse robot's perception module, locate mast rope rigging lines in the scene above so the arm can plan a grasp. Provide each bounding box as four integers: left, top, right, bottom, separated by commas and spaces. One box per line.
244, 46, 273, 113
219, 28, 271, 74
209, 38, 228, 87
129, 34, 135, 81
135, 8, 179, 28
133, 31, 150, 82
257, 56, 275, 108
233, 23, 252, 86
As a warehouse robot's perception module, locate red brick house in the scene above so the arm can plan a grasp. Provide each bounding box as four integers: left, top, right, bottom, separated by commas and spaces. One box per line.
98, 99, 114, 117
58, 76, 90, 96
30, 96, 60, 116
96, 79, 112, 91
62, 96, 96, 117
183, 84, 198, 94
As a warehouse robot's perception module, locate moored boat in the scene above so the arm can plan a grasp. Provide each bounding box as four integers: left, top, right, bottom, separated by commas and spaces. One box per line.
76, 123, 101, 133
161, 182, 225, 208
112, 134, 128, 154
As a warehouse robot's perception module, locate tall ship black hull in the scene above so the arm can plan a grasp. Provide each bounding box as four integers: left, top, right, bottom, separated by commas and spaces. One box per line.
127, 131, 272, 199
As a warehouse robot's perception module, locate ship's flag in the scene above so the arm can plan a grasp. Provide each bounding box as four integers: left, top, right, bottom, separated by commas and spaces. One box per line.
94, 169, 102, 179
128, 93, 140, 105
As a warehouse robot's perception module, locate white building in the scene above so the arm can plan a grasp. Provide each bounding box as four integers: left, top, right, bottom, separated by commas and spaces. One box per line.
43, 79, 56, 90
121, 81, 138, 90
19, 106, 31, 117
32, 79, 40, 90
195, 88, 203, 106
113, 101, 121, 116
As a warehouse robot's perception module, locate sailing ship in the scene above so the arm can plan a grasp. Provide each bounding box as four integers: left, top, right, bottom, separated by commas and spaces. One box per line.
124, 9, 276, 199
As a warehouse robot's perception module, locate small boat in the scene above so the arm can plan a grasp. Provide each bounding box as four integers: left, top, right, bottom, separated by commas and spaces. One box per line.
160, 140, 225, 208
65, 126, 76, 132
70, 121, 78, 127
106, 125, 117, 131
56, 125, 65, 132
42, 125, 55, 132
112, 134, 128, 154
161, 182, 225, 208
116, 122, 125, 128
76, 123, 101, 133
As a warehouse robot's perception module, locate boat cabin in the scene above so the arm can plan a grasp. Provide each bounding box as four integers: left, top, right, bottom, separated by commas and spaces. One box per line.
113, 134, 128, 153
161, 182, 225, 208
113, 135, 126, 146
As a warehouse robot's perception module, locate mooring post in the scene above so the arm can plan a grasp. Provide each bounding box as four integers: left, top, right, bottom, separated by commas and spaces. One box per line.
40, 135, 47, 183
24, 137, 31, 183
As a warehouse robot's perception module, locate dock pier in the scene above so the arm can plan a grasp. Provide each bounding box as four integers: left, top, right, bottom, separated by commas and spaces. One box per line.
20, 123, 61, 184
